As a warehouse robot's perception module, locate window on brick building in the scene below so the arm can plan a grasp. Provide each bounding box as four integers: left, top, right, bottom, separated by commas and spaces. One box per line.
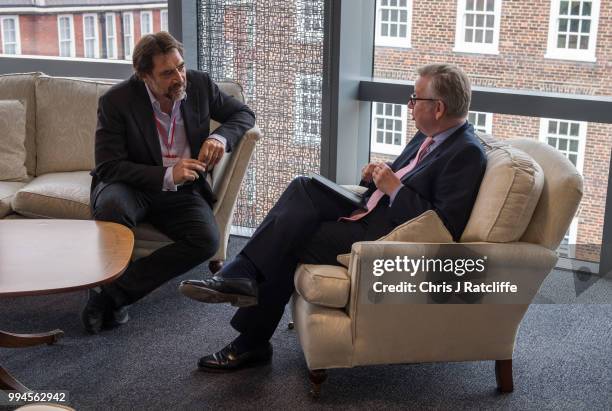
540, 118, 587, 256
371, 103, 407, 156
294, 74, 322, 144
105, 13, 117, 59
296, 0, 324, 42
375, 0, 413, 48
546, 0, 600, 62
1, 16, 20, 55
83, 14, 100, 59
468, 111, 493, 134
224, 42, 234, 79
453, 0, 502, 54
58, 15, 75, 57
122, 12, 134, 60
141, 11, 153, 35
245, 62, 255, 103
161, 9, 169, 32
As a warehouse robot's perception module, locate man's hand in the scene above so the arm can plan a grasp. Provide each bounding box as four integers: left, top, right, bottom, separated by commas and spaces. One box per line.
361, 162, 378, 183
372, 162, 402, 196
172, 159, 207, 185
198, 138, 225, 170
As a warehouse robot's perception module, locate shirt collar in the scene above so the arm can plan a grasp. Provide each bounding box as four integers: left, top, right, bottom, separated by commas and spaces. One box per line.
431, 120, 466, 142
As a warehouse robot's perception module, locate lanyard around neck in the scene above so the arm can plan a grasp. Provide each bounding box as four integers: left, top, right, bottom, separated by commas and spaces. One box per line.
154, 114, 177, 158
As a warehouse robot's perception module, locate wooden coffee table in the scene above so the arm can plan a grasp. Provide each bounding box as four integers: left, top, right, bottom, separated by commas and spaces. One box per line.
0, 220, 134, 392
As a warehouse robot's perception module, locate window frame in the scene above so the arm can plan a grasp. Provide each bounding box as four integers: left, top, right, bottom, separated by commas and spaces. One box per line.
122, 12, 134, 60
370, 102, 407, 156
140, 10, 153, 35
295, 1, 324, 43
293, 73, 323, 145
545, 0, 600, 62
105, 12, 118, 60
374, 0, 413, 48
82, 13, 100, 59
160, 9, 169, 32
468, 110, 493, 134
57, 14, 76, 58
0, 15, 21, 55
453, 0, 502, 55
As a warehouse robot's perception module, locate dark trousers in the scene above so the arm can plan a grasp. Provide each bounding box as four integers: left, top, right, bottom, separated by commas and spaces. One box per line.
91, 183, 219, 307
232, 176, 395, 347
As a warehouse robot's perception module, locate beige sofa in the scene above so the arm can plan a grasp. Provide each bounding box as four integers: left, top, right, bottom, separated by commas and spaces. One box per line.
292, 136, 583, 396
0, 72, 260, 269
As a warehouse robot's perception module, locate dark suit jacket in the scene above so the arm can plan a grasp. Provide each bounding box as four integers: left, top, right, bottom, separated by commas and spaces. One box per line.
361, 122, 487, 241
91, 70, 256, 206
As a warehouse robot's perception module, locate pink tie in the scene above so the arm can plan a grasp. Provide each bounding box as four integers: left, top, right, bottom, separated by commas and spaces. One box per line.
341, 136, 435, 222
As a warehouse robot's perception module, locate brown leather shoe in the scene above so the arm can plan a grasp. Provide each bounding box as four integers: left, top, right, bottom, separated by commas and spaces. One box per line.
179, 276, 258, 307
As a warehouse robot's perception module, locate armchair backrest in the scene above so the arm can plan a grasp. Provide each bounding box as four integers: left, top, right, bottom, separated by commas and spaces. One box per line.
507, 138, 583, 250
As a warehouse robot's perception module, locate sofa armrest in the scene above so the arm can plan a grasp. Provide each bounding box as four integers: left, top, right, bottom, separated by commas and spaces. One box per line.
294, 264, 350, 308
210, 126, 261, 262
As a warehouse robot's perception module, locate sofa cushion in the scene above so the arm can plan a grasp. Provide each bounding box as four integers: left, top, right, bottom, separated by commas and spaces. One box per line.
0, 100, 28, 181
0, 73, 39, 176
0, 181, 28, 218
12, 171, 92, 219
460, 134, 544, 243
35, 76, 114, 175
294, 264, 350, 308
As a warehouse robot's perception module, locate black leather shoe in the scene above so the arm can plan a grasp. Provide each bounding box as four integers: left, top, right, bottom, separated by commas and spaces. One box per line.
198, 342, 273, 372
179, 276, 258, 307
82, 289, 129, 334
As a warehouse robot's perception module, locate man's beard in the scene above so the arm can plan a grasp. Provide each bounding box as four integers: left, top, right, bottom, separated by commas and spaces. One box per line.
165, 82, 186, 101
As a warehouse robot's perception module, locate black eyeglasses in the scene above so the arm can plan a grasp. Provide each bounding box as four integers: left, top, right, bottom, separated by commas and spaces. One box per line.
408, 93, 440, 105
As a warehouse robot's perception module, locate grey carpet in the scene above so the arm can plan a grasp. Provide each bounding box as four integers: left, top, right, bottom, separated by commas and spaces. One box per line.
1, 236, 611, 411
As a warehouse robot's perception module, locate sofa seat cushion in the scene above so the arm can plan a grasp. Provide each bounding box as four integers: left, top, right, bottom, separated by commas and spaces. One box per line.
12, 171, 92, 219
0, 181, 28, 218
0, 100, 28, 181
294, 264, 350, 308
460, 134, 544, 243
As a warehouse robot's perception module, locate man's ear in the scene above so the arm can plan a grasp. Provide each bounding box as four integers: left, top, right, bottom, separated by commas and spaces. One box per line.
435, 100, 446, 121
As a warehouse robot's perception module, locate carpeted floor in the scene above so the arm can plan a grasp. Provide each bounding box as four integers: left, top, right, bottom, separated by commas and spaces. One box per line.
1, 235, 611, 410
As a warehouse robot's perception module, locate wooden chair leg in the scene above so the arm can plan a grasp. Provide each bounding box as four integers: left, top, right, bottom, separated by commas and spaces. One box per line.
0, 364, 29, 392
308, 369, 327, 398
495, 359, 514, 393
209, 260, 224, 274
0, 330, 63, 348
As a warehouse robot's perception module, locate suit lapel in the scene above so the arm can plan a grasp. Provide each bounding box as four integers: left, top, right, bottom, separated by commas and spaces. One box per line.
130, 78, 163, 166
181, 78, 201, 159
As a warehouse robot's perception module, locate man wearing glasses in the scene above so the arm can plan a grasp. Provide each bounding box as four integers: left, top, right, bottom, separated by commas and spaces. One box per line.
181, 63, 487, 371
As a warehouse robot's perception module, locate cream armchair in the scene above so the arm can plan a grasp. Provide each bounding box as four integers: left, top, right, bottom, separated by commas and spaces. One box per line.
291, 136, 583, 397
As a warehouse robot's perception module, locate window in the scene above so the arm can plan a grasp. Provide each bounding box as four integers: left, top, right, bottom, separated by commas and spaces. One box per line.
140, 11, 153, 35
540, 118, 587, 253
245, 63, 255, 102
371, 103, 407, 156
294, 74, 322, 144
545, 0, 600, 62
83, 14, 99, 59
161, 9, 169, 32
105, 13, 117, 59
454, 0, 502, 54
468, 111, 493, 134
1, 16, 20, 55
224, 42, 234, 79
375, 0, 413, 48
122, 12, 134, 60
296, 1, 323, 42
57, 15, 75, 57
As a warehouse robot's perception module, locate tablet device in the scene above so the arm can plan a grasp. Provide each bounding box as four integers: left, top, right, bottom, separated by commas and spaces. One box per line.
309, 172, 367, 210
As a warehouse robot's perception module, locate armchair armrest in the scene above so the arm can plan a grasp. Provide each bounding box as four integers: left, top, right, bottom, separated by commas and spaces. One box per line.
210, 126, 261, 262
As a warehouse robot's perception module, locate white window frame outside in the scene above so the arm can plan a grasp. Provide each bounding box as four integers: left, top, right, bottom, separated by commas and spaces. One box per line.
224, 41, 234, 79
293, 74, 323, 144
539, 117, 587, 249
82, 14, 99, 59
122, 12, 134, 60
0, 15, 21, 55
375, 0, 413, 48
140, 11, 153, 35
105, 13, 117, 59
57, 14, 76, 58
160, 9, 168, 32
295, 1, 324, 43
545, 0, 600, 62
370, 102, 407, 156
468, 111, 493, 134
453, 0, 502, 55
